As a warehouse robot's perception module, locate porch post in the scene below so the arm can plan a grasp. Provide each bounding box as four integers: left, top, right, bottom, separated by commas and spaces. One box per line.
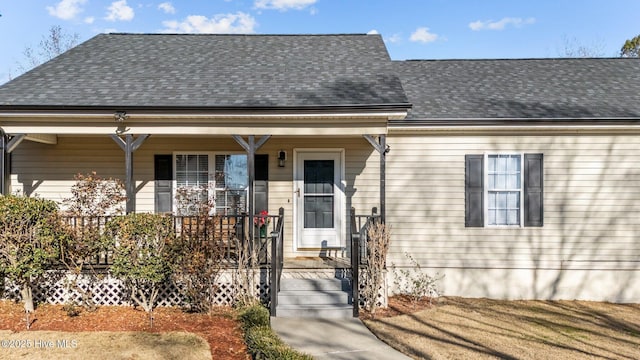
233, 135, 271, 241
0, 130, 8, 195
0, 131, 26, 196
111, 134, 149, 213
363, 134, 388, 223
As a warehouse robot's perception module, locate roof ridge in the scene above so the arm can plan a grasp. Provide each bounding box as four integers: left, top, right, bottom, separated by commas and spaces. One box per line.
397, 57, 638, 62
105, 32, 371, 37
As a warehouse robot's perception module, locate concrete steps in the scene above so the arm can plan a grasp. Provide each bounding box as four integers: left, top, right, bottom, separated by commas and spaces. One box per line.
276, 277, 353, 318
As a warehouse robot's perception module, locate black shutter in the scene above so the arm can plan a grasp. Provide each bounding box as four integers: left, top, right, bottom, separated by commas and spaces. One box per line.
465, 154, 484, 227
254, 154, 269, 214
524, 153, 543, 227
154, 155, 173, 213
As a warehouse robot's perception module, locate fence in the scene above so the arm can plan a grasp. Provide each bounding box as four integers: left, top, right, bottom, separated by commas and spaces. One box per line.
2, 211, 285, 308
61, 213, 281, 268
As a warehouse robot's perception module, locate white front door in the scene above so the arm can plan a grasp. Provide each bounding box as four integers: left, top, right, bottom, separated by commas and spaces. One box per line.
295, 150, 344, 249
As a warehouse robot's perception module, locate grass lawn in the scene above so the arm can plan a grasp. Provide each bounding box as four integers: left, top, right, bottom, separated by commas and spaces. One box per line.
364, 296, 640, 360
0, 331, 211, 360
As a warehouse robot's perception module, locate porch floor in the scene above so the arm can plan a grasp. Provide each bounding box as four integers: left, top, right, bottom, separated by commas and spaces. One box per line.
283, 257, 350, 269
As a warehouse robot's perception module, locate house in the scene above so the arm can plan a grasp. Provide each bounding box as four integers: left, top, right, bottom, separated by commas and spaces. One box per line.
0, 33, 639, 309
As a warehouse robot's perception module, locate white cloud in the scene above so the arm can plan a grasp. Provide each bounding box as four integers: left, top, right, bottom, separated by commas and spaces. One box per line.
385, 33, 402, 44
46, 0, 87, 20
84, 16, 95, 24
162, 12, 257, 34
367, 29, 379, 35
410, 27, 438, 43
254, 0, 316, 11
158, 2, 176, 14
469, 17, 536, 31
105, 0, 134, 22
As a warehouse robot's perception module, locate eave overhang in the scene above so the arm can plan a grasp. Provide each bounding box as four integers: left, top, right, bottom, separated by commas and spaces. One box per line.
0, 104, 411, 136
389, 117, 640, 135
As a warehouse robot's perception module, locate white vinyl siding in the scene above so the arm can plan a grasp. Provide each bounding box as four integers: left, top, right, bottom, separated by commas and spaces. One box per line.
385, 133, 640, 302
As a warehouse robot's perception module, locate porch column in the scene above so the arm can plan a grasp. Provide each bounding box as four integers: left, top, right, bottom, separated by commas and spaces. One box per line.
0, 130, 8, 195
364, 134, 388, 223
233, 135, 271, 240
0, 130, 26, 196
111, 134, 149, 213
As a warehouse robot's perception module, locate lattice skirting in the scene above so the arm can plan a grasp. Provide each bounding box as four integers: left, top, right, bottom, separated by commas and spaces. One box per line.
357, 268, 388, 308
1, 269, 271, 307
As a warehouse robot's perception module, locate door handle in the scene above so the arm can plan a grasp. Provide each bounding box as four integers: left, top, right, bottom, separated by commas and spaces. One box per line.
295, 188, 300, 197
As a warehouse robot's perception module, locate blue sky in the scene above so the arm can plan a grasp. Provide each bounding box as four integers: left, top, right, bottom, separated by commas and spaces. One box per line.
1, 0, 639, 83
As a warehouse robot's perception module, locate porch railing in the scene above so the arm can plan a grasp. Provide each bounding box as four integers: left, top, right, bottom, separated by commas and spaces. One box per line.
270, 207, 285, 316
61, 212, 282, 269
350, 207, 382, 317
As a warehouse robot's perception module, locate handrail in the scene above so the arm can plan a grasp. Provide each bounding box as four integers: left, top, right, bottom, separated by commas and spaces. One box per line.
350, 207, 360, 317
61, 214, 259, 268
270, 207, 285, 316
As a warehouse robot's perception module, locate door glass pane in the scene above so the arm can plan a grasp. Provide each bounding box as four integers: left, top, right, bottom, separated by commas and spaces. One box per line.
304, 196, 334, 228
304, 160, 334, 194
303, 160, 334, 228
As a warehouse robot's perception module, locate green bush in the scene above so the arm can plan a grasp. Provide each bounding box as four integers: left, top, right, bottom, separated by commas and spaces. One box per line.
238, 304, 311, 360
239, 304, 270, 330
106, 213, 175, 326
0, 195, 64, 322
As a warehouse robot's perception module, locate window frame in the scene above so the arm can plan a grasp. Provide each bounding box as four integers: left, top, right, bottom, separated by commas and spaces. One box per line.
483, 153, 524, 227
172, 151, 249, 215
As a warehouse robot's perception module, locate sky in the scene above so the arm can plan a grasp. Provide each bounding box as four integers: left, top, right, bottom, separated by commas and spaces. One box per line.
1, 0, 639, 84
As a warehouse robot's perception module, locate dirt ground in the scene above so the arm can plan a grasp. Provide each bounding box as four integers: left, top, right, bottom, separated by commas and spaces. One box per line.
0, 301, 249, 360
363, 296, 640, 360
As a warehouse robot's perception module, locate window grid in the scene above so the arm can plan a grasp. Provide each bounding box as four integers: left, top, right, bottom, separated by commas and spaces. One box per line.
487, 154, 522, 226
174, 153, 250, 216
214, 154, 248, 216
175, 154, 210, 215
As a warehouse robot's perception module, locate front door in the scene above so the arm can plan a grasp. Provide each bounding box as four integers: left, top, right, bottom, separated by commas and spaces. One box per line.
295, 150, 344, 249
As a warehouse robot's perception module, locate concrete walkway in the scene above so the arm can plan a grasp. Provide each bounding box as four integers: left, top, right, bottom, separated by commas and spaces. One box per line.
271, 317, 412, 360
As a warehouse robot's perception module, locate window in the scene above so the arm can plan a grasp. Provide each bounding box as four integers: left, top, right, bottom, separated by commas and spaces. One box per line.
174, 154, 210, 215
486, 154, 521, 226
214, 154, 248, 215
465, 153, 543, 227
173, 153, 248, 215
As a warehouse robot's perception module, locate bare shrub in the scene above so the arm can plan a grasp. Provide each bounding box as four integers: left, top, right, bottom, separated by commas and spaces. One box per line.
361, 221, 390, 315
62, 171, 126, 217
391, 252, 443, 305
233, 217, 261, 307
59, 172, 125, 314
171, 184, 227, 313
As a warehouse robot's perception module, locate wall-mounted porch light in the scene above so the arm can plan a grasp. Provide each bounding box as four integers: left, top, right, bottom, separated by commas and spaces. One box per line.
278, 150, 287, 167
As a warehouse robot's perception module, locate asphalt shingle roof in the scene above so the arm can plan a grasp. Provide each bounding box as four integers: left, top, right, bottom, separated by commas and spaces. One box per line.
394, 58, 640, 120
0, 33, 409, 109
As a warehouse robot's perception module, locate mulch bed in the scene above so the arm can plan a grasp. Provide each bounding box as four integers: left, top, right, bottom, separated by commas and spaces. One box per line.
0, 300, 249, 360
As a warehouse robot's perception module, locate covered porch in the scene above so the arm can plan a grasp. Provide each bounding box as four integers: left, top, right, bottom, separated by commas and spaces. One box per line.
0, 111, 393, 316
1, 108, 396, 259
